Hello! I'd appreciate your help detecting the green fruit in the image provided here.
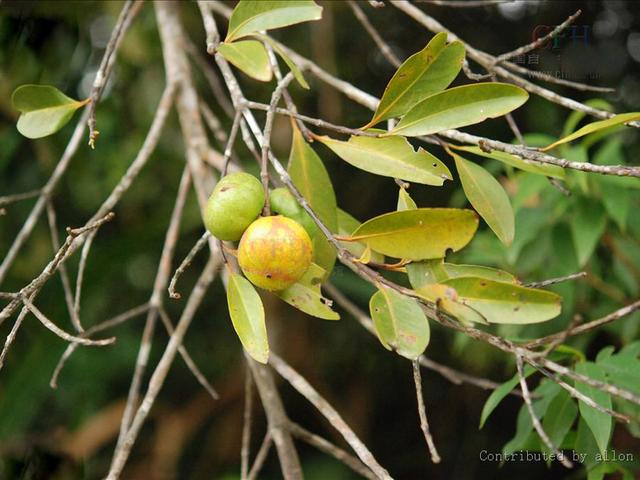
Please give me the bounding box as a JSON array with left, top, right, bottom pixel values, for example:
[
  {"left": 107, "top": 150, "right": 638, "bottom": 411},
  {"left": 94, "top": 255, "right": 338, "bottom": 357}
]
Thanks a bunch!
[
  {"left": 269, "top": 187, "right": 319, "bottom": 238},
  {"left": 238, "top": 216, "right": 313, "bottom": 291},
  {"left": 203, "top": 172, "right": 265, "bottom": 241}
]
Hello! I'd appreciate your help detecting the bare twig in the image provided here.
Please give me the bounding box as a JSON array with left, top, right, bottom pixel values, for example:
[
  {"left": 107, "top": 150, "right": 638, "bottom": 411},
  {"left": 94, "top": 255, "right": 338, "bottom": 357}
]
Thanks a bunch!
[
  {"left": 222, "top": 110, "right": 243, "bottom": 176},
  {"left": 169, "top": 231, "right": 211, "bottom": 300},
  {"left": 86, "top": 0, "right": 142, "bottom": 148},
  {"left": 494, "top": 10, "right": 582, "bottom": 64},
  {"left": 412, "top": 361, "right": 441, "bottom": 463},
  {"left": 269, "top": 352, "right": 392, "bottom": 480},
  {"left": 241, "top": 365, "right": 254, "bottom": 480},
  {"left": 288, "top": 421, "right": 378, "bottom": 480},
  {"left": 348, "top": 0, "right": 401, "bottom": 68},
  {"left": 247, "top": 433, "right": 273, "bottom": 480},
  {"left": 525, "top": 271, "right": 587, "bottom": 289},
  {"left": 516, "top": 354, "right": 573, "bottom": 468},
  {"left": 0, "top": 189, "right": 42, "bottom": 208}
]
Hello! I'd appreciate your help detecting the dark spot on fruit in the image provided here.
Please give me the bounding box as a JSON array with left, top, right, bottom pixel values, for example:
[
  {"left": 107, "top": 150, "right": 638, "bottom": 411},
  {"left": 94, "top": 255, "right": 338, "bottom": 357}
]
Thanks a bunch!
[{"left": 266, "top": 273, "right": 272, "bottom": 279}]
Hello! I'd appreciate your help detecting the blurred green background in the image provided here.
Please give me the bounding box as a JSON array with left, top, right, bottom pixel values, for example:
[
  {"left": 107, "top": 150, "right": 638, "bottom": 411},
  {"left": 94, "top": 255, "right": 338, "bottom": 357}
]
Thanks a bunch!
[{"left": 1, "top": 1, "right": 640, "bottom": 479}]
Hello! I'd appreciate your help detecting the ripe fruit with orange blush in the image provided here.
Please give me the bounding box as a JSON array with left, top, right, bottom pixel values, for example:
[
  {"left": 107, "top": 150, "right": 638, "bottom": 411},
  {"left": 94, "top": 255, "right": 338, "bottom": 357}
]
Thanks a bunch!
[{"left": 238, "top": 216, "right": 313, "bottom": 291}]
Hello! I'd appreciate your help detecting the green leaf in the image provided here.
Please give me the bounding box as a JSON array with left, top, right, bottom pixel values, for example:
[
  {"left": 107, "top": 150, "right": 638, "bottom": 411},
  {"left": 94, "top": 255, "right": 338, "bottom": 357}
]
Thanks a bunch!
[
  {"left": 397, "top": 187, "right": 417, "bottom": 211},
  {"left": 454, "top": 145, "right": 565, "bottom": 179},
  {"left": 439, "top": 276, "right": 562, "bottom": 324},
  {"left": 542, "top": 112, "right": 640, "bottom": 152},
  {"left": 542, "top": 389, "right": 578, "bottom": 454},
  {"left": 227, "top": 274, "right": 269, "bottom": 363},
  {"left": 12, "top": 85, "right": 88, "bottom": 139},
  {"left": 335, "top": 209, "right": 385, "bottom": 264},
  {"left": 255, "top": 34, "right": 309, "bottom": 89},
  {"left": 288, "top": 125, "right": 338, "bottom": 277},
  {"left": 390, "top": 83, "right": 528, "bottom": 137},
  {"left": 348, "top": 208, "right": 478, "bottom": 260},
  {"left": 453, "top": 152, "right": 515, "bottom": 246},
  {"left": 316, "top": 134, "right": 451, "bottom": 186},
  {"left": 277, "top": 263, "right": 340, "bottom": 320},
  {"left": 369, "top": 286, "right": 429, "bottom": 359},
  {"left": 479, "top": 366, "right": 534, "bottom": 429},
  {"left": 226, "top": 0, "right": 322, "bottom": 42},
  {"left": 570, "top": 198, "right": 606, "bottom": 267},
  {"left": 575, "top": 362, "right": 612, "bottom": 456},
  {"left": 366, "top": 32, "right": 465, "bottom": 127},
  {"left": 408, "top": 260, "right": 517, "bottom": 290},
  {"left": 217, "top": 40, "right": 273, "bottom": 82},
  {"left": 416, "top": 283, "right": 488, "bottom": 325}
]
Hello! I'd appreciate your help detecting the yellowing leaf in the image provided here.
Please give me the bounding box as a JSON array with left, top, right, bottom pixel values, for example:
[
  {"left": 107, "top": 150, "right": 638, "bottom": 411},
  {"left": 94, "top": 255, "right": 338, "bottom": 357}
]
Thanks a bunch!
[
  {"left": 348, "top": 208, "right": 478, "bottom": 260},
  {"left": 316, "top": 134, "right": 451, "bottom": 186},
  {"left": 288, "top": 125, "right": 338, "bottom": 277},
  {"left": 454, "top": 145, "right": 565, "bottom": 179},
  {"left": 227, "top": 273, "right": 269, "bottom": 363},
  {"left": 397, "top": 187, "right": 417, "bottom": 210},
  {"left": 408, "top": 259, "right": 517, "bottom": 289},
  {"left": 217, "top": 40, "right": 273, "bottom": 82},
  {"left": 391, "top": 83, "right": 528, "bottom": 137},
  {"left": 440, "top": 277, "right": 562, "bottom": 324},
  {"left": 542, "top": 112, "right": 640, "bottom": 152},
  {"left": 277, "top": 264, "right": 340, "bottom": 320},
  {"left": 336, "top": 209, "right": 385, "bottom": 264},
  {"left": 366, "top": 32, "right": 465, "bottom": 127},
  {"left": 369, "top": 286, "right": 429, "bottom": 359},
  {"left": 453, "top": 152, "right": 515, "bottom": 246},
  {"left": 12, "top": 85, "right": 88, "bottom": 139},
  {"left": 416, "top": 283, "right": 488, "bottom": 326},
  {"left": 226, "top": 0, "right": 322, "bottom": 42}
]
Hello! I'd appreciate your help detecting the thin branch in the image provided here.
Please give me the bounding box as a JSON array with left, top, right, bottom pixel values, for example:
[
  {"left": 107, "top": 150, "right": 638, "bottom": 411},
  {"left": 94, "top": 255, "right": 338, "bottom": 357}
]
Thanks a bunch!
[
  {"left": 50, "top": 303, "right": 150, "bottom": 388},
  {"left": 222, "top": 110, "right": 243, "bottom": 176},
  {"left": 197, "top": 0, "right": 220, "bottom": 54},
  {"left": 516, "top": 354, "right": 573, "bottom": 469},
  {"left": 22, "top": 297, "right": 114, "bottom": 347},
  {"left": 106, "top": 256, "right": 220, "bottom": 480},
  {"left": 247, "top": 433, "right": 273, "bottom": 480},
  {"left": 269, "top": 352, "right": 393, "bottom": 480},
  {"left": 86, "top": 0, "right": 142, "bottom": 148},
  {"left": 493, "top": 10, "right": 582, "bottom": 64},
  {"left": 348, "top": 0, "right": 401, "bottom": 68},
  {"left": 247, "top": 356, "right": 303, "bottom": 480},
  {"left": 158, "top": 307, "right": 219, "bottom": 400},
  {"left": 241, "top": 365, "right": 254, "bottom": 480},
  {"left": 412, "top": 360, "right": 441, "bottom": 463},
  {"left": 169, "top": 231, "right": 211, "bottom": 300},
  {"left": 419, "top": 0, "right": 514, "bottom": 6},
  {"left": 288, "top": 421, "right": 378, "bottom": 480},
  {"left": 0, "top": 189, "right": 42, "bottom": 208},
  {"left": 525, "top": 271, "right": 587, "bottom": 289}
]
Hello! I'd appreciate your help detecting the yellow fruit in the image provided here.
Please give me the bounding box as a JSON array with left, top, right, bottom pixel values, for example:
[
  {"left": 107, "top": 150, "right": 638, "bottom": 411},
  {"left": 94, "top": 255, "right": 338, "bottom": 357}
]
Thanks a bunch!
[
  {"left": 238, "top": 216, "right": 313, "bottom": 291},
  {"left": 203, "top": 172, "right": 264, "bottom": 241}
]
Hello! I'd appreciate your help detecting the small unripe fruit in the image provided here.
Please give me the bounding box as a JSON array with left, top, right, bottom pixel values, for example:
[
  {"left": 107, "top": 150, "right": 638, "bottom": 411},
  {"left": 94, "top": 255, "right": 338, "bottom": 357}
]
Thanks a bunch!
[
  {"left": 238, "top": 216, "right": 313, "bottom": 291},
  {"left": 203, "top": 172, "right": 264, "bottom": 241},
  {"left": 269, "top": 187, "right": 319, "bottom": 238}
]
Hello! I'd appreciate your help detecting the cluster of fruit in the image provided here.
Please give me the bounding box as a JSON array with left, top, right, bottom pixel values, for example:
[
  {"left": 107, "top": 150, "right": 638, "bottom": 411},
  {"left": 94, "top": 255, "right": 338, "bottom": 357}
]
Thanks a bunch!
[{"left": 204, "top": 172, "right": 314, "bottom": 291}]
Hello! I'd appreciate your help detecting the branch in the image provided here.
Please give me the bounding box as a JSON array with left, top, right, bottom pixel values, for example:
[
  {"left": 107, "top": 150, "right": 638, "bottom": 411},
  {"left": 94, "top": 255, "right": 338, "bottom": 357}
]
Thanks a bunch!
[
  {"left": 269, "top": 352, "right": 392, "bottom": 480},
  {"left": 348, "top": 0, "right": 401, "bottom": 68},
  {"left": 412, "top": 360, "right": 441, "bottom": 463}
]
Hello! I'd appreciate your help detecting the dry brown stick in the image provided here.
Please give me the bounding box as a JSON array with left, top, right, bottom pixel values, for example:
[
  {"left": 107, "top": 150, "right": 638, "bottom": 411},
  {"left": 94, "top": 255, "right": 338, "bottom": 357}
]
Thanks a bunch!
[
  {"left": 50, "top": 303, "right": 150, "bottom": 388},
  {"left": 524, "top": 271, "right": 587, "bottom": 289},
  {"left": 525, "top": 299, "right": 640, "bottom": 349},
  {"left": 493, "top": 10, "right": 582, "bottom": 64},
  {"left": 348, "top": 0, "right": 401, "bottom": 68},
  {"left": 22, "top": 297, "right": 114, "bottom": 347},
  {"left": 269, "top": 352, "right": 393, "bottom": 480},
  {"left": 116, "top": 165, "right": 193, "bottom": 449},
  {"left": 247, "top": 357, "right": 303, "bottom": 480},
  {"left": 106, "top": 256, "right": 220, "bottom": 479},
  {"left": 86, "top": 0, "right": 142, "bottom": 148},
  {"left": 0, "top": 189, "right": 42, "bottom": 207},
  {"left": 240, "top": 364, "right": 254, "bottom": 480},
  {"left": 45, "top": 201, "right": 81, "bottom": 332},
  {"left": 158, "top": 307, "right": 219, "bottom": 400},
  {"left": 516, "top": 354, "right": 573, "bottom": 468},
  {"left": 169, "top": 231, "right": 211, "bottom": 299},
  {"left": 533, "top": 364, "right": 632, "bottom": 424},
  {"left": 247, "top": 432, "right": 273, "bottom": 480},
  {"left": 288, "top": 421, "right": 378, "bottom": 480},
  {"left": 412, "top": 360, "right": 441, "bottom": 463}
]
